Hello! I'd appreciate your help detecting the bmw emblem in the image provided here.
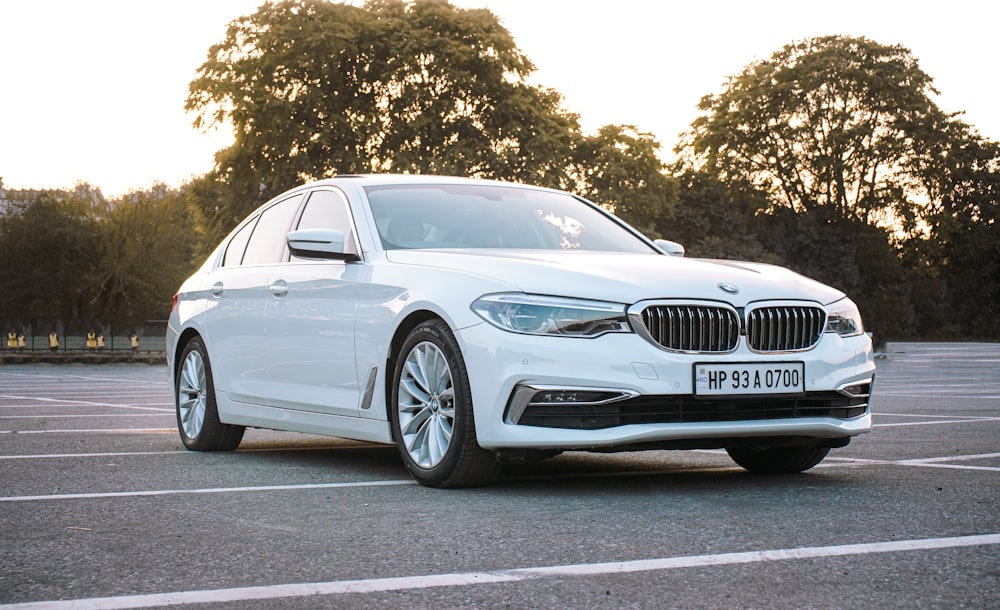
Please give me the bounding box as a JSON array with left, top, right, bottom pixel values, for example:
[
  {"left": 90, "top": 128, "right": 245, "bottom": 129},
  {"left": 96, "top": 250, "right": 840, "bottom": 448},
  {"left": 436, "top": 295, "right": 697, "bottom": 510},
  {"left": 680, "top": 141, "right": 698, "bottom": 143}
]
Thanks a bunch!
[{"left": 718, "top": 282, "right": 739, "bottom": 295}]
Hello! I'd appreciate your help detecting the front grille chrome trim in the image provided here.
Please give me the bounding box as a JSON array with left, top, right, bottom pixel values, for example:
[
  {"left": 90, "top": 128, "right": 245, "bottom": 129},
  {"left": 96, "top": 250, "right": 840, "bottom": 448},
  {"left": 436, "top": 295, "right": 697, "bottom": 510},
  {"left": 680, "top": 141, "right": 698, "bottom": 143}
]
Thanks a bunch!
[
  {"left": 629, "top": 300, "right": 827, "bottom": 354},
  {"left": 629, "top": 300, "right": 740, "bottom": 354},
  {"left": 746, "top": 301, "right": 826, "bottom": 353}
]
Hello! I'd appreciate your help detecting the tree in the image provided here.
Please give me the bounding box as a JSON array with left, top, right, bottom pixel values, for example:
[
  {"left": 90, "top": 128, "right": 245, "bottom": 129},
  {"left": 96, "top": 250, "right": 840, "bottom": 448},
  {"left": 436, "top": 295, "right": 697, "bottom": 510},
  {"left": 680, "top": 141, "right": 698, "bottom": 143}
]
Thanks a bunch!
[
  {"left": 917, "top": 132, "right": 1000, "bottom": 338},
  {"left": 89, "top": 184, "right": 198, "bottom": 324},
  {"left": 186, "top": 0, "right": 580, "bottom": 240},
  {"left": 754, "top": 207, "right": 915, "bottom": 342},
  {"left": 660, "top": 169, "right": 911, "bottom": 342},
  {"left": 0, "top": 184, "right": 104, "bottom": 321},
  {"left": 676, "top": 35, "right": 956, "bottom": 236},
  {"left": 662, "top": 169, "right": 775, "bottom": 262},
  {"left": 567, "top": 125, "right": 677, "bottom": 237}
]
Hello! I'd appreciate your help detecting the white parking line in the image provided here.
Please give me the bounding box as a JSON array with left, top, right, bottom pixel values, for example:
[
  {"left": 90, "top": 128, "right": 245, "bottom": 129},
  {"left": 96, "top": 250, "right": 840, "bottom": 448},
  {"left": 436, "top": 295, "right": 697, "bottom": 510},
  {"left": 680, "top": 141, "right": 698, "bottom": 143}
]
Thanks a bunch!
[
  {"left": 900, "top": 452, "right": 1000, "bottom": 463},
  {"left": 874, "top": 418, "right": 1000, "bottom": 428},
  {"left": 2, "top": 533, "right": 997, "bottom": 610},
  {"left": 889, "top": 463, "right": 1000, "bottom": 472},
  {"left": 0, "top": 479, "right": 418, "bottom": 502},
  {"left": 825, "top": 453, "right": 1000, "bottom": 472},
  {"left": 874, "top": 394, "right": 1000, "bottom": 400},
  {"left": 0, "top": 428, "right": 175, "bottom": 435},
  {"left": 0, "top": 451, "right": 184, "bottom": 460},
  {"left": 5, "top": 449, "right": 996, "bottom": 502},
  {"left": 0, "top": 445, "right": 378, "bottom": 460},
  {"left": 0, "top": 414, "right": 171, "bottom": 419},
  {"left": 0, "top": 372, "right": 167, "bottom": 385},
  {"left": 875, "top": 413, "right": 998, "bottom": 419},
  {"left": 0, "top": 395, "right": 171, "bottom": 412}
]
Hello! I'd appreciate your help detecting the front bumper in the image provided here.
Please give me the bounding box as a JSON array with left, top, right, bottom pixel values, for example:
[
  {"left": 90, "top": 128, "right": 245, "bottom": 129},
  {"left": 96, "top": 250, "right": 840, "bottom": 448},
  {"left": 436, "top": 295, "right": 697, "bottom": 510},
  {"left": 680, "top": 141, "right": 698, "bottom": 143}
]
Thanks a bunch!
[{"left": 456, "top": 323, "right": 875, "bottom": 450}]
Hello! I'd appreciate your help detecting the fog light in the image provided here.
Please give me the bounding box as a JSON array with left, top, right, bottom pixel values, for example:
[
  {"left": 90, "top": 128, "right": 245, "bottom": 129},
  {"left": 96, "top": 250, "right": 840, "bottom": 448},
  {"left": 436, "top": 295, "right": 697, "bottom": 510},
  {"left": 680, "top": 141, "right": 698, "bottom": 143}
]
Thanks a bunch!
[
  {"left": 838, "top": 380, "right": 873, "bottom": 398},
  {"left": 505, "top": 384, "right": 638, "bottom": 424},
  {"left": 535, "top": 390, "right": 623, "bottom": 404}
]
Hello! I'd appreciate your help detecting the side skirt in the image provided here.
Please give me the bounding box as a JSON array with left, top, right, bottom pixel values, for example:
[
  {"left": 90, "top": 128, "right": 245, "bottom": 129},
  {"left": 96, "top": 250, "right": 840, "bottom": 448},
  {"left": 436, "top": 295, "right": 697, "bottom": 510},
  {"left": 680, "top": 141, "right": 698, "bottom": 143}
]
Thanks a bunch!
[{"left": 216, "top": 393, "right": 394, "bottom": 445}]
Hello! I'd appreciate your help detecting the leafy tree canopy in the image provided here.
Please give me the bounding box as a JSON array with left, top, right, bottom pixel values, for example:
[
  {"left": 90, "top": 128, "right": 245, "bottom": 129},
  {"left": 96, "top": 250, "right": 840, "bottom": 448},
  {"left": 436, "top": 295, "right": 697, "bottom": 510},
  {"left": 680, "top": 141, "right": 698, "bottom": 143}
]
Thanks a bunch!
[
  {"left": 0, "top": 184, "right": 104, "bottom": 320},
  {"left": 918, "top": 133, "right": 1000, "bottom": 337},
  {"left": 90, "top": 184, "right": 197, "bottom": 324},
  {"left": 0, "top": 183, "right": 196, "bottom": 326},
  {"left": 186, "top": 0, "right": 584, "bottom": 235},
  {"left": 676, "top": 35, "right": 967, "bottom": 237},
  {"left": 568, "top": 125, "right": 676, "bottom": 238}
]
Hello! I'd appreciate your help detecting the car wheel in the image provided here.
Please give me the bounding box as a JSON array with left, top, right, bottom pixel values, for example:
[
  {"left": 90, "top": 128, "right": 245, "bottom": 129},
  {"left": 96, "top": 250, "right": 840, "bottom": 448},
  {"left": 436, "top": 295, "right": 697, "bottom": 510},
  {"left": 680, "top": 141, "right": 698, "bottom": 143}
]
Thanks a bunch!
[
  {"left": 390, "top": 320, "right": 500, "bottom": 488},
  {"left": 176, "top": 337, "right": 245, "bottom": 451},
  {"left": 726, "top": 445, "right": 830, "bottom": 474}
]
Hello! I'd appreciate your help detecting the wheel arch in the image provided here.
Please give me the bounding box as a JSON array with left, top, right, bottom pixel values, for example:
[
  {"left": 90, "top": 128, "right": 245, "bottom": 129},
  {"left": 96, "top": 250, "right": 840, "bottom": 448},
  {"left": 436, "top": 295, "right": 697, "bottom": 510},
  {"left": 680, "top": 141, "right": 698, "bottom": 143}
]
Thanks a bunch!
[
  {"left": 172, "top": 328, "right": 203, "bottom": 384},
  {"left": 383, "top": 309, "right": 446, "bottom": 437}
]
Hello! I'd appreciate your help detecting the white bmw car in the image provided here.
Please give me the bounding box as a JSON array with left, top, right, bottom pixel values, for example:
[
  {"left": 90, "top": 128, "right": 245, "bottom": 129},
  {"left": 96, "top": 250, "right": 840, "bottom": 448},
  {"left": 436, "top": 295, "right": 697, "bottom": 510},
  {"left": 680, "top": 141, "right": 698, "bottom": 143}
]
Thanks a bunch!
[{"left": 167, "top": 175, "right": 874, "bottom": 487}]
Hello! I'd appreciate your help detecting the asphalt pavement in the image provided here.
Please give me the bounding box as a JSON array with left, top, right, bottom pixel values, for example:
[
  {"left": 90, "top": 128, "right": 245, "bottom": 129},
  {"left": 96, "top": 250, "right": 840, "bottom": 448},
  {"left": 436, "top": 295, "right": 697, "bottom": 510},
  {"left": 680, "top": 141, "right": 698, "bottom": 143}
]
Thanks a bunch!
[{"left": 0, "top": 343, "right": 997, "bottom": 609}]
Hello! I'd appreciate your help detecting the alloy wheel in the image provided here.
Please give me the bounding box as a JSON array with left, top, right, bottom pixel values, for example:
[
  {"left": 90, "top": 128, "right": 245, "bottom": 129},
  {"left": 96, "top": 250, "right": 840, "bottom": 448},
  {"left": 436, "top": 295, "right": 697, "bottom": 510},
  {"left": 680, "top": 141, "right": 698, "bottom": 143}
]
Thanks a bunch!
[
  {"left": 178, "top": 349, "right": 207, "bottom": 440},
  {"left": 397, "top": 341, "right": 455, "bottom": 469}
]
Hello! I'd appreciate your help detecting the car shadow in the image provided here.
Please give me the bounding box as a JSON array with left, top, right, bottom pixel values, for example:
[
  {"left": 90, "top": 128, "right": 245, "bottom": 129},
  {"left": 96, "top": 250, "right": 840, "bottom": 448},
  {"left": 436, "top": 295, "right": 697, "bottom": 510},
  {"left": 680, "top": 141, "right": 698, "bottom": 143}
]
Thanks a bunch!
[{"left": 226, "top": 438, "right": 859, "bottom": 496}]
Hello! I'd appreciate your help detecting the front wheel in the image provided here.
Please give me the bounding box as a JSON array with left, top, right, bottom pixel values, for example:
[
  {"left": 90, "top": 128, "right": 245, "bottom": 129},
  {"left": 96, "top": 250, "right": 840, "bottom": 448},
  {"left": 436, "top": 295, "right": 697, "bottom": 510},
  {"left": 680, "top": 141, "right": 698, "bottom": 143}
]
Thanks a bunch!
[
  {"left": 726, "top": 445, "right": 830, "bottom": 474},
  {"left": 390, "top": 320, "right": 500, "bottom": 488},
  {"left": 175, "top": 337, "right": 245, "bottom": 451}
]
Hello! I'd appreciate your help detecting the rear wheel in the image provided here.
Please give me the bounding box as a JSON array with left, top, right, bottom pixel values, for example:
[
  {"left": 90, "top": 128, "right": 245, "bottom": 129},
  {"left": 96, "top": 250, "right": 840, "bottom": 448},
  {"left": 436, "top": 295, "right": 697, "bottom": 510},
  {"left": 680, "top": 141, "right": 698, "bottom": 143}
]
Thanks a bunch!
[
  {"left": 176, "top": 337, "right": 244, "bottom": 451},
  {"left": 390, "top": 320, "right": 500, "bottom": 488},
  {"left": 726, "top": 445, "right": 830, "bottom": 474}
]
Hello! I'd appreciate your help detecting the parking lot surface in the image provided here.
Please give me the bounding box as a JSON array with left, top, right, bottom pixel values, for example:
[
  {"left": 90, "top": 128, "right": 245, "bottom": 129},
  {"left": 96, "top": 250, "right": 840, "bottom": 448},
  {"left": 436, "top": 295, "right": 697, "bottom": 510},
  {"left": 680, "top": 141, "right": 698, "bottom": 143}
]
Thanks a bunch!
[{"left": 1, "top": 343, "right": 998, "bottom": 609}]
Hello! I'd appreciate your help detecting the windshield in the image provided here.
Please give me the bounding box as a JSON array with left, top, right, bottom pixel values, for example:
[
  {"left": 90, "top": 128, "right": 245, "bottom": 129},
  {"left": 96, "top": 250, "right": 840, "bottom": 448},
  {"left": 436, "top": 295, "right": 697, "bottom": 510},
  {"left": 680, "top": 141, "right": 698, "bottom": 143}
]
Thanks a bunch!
[{"left": 365, "top": 184, "right": 655, "bottom": 253}]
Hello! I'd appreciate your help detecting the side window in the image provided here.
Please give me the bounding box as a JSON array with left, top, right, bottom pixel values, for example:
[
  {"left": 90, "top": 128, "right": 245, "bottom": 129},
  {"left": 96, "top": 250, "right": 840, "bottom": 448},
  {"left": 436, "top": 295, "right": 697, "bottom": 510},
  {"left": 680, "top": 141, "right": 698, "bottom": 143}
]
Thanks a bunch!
[
  {"left": 221, "top": 217, "right": 257, "bottom": 267},
  {"left": 242, "top": 194, "right": 304, "bottom": 265},
  {"left": 296, "top": 189, "right": 358, "bottom": 256}
]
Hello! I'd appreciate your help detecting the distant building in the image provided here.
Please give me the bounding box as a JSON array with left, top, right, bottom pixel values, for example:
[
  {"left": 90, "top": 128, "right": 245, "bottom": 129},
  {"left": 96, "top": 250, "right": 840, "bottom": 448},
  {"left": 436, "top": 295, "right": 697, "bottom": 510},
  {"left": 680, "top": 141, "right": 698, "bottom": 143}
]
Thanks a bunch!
[{"left": 0, "top": 178, "right": 8, "bottom": 216}]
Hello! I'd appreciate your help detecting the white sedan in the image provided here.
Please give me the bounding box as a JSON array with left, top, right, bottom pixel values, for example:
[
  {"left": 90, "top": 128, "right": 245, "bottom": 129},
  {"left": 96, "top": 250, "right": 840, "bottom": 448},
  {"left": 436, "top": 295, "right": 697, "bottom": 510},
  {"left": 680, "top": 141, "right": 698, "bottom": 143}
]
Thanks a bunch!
[{"left": 167, "top": 175, "right": 874, "bottom": 487}]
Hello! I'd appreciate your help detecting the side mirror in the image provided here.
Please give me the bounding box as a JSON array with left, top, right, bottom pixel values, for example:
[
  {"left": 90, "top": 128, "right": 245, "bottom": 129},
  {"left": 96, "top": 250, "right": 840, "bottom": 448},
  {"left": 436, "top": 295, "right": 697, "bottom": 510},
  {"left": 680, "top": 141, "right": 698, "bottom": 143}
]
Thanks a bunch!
[
  {"left": 287, "top": 228, "right": 357, "bottom": 260},
  {"left": 654, "top": 239, "right": 685, "bottom": 257}
]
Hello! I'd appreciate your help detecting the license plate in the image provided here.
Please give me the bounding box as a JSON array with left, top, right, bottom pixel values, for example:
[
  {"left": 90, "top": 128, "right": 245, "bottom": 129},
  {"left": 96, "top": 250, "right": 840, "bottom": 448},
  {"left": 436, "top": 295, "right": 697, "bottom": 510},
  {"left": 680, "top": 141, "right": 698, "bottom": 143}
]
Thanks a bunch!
[{"left": 694, "top": 362, "right": 804, "bottom": 396}]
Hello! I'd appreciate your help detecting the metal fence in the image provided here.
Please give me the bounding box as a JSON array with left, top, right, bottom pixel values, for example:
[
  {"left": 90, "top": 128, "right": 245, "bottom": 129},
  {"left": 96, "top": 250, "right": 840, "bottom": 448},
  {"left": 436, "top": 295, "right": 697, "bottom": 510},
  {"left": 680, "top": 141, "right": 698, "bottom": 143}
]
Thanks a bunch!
[{"left": 1, "top": 319, "right": 167, "bottom": 353}]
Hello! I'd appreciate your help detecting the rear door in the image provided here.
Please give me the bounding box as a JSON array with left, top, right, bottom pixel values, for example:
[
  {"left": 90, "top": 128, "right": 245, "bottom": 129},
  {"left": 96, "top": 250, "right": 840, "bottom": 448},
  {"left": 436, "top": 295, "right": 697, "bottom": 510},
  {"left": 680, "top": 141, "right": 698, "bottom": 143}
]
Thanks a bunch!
[{"left": 205, "top": 194, "right": 303, "bottom": 404}]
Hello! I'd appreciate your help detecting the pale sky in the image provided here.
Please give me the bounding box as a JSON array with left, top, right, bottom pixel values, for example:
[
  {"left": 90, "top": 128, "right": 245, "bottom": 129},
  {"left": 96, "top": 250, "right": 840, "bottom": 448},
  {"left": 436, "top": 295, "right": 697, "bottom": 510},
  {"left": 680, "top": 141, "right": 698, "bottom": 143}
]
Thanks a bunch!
[{"left": 1, "top": 0, "right": 997, "bottom": 197}]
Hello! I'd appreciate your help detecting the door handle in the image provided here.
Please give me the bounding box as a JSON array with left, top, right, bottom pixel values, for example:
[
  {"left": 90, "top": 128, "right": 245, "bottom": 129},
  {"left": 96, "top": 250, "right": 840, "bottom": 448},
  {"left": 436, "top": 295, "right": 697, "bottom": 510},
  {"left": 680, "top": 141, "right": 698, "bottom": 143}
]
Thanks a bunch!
[
  {"left": 269, "top": 279, "right": 288, "bottom": 298},
  {"left": 210, "top": 281, "right": 224, "bottom": 298}
]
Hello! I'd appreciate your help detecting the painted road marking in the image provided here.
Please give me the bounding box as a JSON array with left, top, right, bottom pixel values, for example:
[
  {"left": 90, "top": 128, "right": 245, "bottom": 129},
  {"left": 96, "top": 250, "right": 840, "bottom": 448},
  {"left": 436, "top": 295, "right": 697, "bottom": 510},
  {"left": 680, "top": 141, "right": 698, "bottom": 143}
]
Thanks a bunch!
[
  {"left": 0, "top": 480, "right": 418, "bottom": 502},
  {"left": 0, "top": 395, "right": 170, "bottom": 411},
  {"left": 0, "top": 414, "right": 170, "bottom": 419},
  {"left": 2, "top": 534, "right": 997, "bottom": 610},
  {"left": 874, "top": 418, "right": 1000, "bottom": 427},
  {"left": 5, "top": 450, "right": 997, "bottom": 502},
  {"left": 0, "top": 428, "right": 176, "bottom": 435}
]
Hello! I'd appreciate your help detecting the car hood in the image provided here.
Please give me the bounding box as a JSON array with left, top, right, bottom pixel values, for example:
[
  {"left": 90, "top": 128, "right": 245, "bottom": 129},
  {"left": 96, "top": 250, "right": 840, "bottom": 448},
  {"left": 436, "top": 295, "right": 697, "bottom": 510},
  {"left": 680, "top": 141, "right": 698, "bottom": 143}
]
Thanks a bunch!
[{"left": 384, "top": 249, "right": 845, "bottom": 306}]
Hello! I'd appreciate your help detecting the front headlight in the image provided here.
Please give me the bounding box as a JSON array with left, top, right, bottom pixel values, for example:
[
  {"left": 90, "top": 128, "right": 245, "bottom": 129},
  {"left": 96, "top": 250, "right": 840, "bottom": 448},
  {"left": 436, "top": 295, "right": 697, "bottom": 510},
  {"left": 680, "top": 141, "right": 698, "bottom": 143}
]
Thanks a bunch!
[
  {"left": 825, "top": 298, "right": 864, "bottom": 337},
  {"left": 471, "top": 293, "right": 631, "bottom": 338}
]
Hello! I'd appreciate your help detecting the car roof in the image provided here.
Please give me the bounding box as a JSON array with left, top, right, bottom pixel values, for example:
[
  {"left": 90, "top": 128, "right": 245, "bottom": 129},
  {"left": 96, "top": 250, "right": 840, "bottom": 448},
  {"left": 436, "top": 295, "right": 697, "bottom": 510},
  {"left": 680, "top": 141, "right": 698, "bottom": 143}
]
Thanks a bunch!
[{"left": 302, "top": 174, "right": 554, "bottom": 191}]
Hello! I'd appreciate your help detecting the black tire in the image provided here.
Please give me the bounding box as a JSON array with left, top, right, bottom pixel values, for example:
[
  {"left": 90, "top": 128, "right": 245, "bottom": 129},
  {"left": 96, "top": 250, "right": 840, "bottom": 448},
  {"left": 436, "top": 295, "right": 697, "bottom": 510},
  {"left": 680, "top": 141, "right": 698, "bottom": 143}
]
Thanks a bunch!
[
  {"left": 390, "top": 319, "right": 501, "bottom": 488},
  {"left": 175, "top": 337, "right": 245, "bottom": 451},
  {"left": 726, "top": 445, "right": 830, "bottom": 474}
]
